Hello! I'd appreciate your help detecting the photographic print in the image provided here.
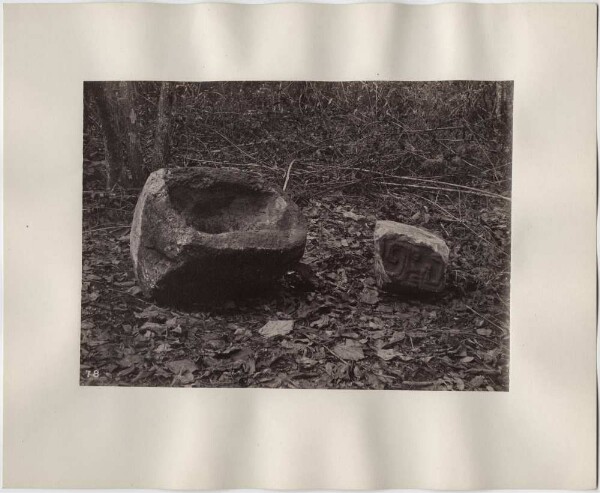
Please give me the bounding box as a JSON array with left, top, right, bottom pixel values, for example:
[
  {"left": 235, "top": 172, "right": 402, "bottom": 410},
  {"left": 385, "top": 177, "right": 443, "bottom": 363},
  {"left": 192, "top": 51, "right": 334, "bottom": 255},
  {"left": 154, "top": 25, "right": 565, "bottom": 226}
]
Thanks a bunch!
[{"left": 81, "top": 81, "right": 512, "bottom": 390}]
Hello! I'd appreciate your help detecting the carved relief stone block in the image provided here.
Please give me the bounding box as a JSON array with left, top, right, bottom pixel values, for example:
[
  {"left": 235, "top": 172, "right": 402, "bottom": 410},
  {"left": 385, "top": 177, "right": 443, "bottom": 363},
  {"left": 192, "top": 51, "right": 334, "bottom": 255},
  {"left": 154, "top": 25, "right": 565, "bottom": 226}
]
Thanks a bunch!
[{"left": 374, "top": 220, "right": 449, "bottom": 294}]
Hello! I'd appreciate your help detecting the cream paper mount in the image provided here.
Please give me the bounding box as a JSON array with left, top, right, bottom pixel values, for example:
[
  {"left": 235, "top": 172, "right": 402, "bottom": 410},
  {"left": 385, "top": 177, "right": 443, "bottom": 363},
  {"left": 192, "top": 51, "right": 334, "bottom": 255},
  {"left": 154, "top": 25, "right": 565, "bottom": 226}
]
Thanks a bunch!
[{"left": 3, "top": 3, "right": 597, "bottom": 490}]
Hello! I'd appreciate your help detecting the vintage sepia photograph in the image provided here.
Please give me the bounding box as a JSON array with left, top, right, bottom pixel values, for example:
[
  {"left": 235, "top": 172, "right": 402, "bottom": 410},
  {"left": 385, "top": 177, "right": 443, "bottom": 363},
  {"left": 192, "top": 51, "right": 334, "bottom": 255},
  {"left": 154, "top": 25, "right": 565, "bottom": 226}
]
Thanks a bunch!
[{"left": 81, "top": 81, "right": 512, "bottom": 390}]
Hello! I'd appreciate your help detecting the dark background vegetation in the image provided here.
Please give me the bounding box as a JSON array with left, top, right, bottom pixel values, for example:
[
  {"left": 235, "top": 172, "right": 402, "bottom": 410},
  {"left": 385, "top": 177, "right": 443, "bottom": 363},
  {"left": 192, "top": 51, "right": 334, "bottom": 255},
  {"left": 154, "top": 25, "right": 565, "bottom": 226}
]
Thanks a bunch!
[{"left": 82, "top": 81, "right": 512, "bottom": 390}]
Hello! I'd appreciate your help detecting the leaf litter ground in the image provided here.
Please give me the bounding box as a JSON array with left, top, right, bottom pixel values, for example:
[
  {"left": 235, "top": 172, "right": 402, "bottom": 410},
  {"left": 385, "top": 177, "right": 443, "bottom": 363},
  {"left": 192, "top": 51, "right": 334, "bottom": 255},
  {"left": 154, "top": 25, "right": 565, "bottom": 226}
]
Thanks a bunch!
[{"left": 81, "top": 189, "right": 509, "bottom": 391}]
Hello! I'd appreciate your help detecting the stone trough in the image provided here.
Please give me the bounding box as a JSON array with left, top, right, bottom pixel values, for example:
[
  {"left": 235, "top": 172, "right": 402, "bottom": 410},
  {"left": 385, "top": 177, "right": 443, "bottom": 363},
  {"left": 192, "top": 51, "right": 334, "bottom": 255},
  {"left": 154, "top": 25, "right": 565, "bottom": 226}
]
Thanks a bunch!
[{"left": 130, "top": 167, "right": 307, "bottom": 304}]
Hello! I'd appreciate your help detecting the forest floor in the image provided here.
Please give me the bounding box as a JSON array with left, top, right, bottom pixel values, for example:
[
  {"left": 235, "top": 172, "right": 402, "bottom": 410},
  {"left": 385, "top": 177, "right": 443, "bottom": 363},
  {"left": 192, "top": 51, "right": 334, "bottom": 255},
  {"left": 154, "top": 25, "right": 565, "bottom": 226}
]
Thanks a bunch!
[
  {"left": 81, "top": 186, "right": 510, "bottom": 391},
  {"left": 82, "top": 81, "right": 512, "bottom": 390}
]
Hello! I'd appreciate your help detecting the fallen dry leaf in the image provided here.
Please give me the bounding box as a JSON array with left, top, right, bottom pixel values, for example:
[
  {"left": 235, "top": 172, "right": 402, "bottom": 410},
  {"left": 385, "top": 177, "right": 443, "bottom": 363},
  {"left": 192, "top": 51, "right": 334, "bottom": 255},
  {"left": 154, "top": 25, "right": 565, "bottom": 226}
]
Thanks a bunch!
[
  {"left": 387, "top": 331, "right": 406, "bottom": 344},
  {"left": 118, "top": 354, "right": 144, "bottom": 368},
  {"left": 128, "top": 286, "right": 142, "bottom": 296},
  {"left": 140, "top": 321, "right": 165, "bottom": 334},
  {"left": 360, "top": 288, "right": 379, "bottom": 305},
  {"left": 376, "top": 348, "right": 399, "bottom": 361},
  {"left": 259, "top": 320, "right": 295, "bottom": 338},
  {"left": 333, "top": 342, "right": 365, "bottom": 361},
  {"left": 135, "top": 306, "right": 162, "bottom": 320},
  {"left": 310, "top": 315, "right": 329, "bottom": 329},
  {"left": 166, "top": 359, "right": 197, "bottom": 375},
  {"left": 470, "top": 375, "right": 485, "bottom": 388},
  {"left": 342, "top": 211, "right": 365, "bottom": 221}
]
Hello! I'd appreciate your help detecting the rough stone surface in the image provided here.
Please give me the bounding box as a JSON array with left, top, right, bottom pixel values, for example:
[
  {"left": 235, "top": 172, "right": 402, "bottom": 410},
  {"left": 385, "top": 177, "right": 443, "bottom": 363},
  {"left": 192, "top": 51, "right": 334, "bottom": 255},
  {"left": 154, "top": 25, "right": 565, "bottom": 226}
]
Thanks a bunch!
[
  {"left": 130, "top": 167, "right": 307, "bottom": 303},
  {"left": 374, "top": 220, "right": 449, "bottom": 294}
]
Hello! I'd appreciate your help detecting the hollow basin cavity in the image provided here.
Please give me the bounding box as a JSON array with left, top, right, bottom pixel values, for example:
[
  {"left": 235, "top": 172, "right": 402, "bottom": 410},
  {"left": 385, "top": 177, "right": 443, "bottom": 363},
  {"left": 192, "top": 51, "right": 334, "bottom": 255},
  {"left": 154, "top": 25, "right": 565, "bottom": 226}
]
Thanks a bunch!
[{"left": 169, "top": 182, "right": 286, "bottom": 234}]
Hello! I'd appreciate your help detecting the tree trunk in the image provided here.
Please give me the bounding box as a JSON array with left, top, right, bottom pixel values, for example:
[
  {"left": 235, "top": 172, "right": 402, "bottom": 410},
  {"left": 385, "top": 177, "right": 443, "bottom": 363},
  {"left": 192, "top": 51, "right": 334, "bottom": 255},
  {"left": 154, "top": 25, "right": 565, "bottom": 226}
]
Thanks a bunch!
[
  {"left": 89, "top": 82, "right": 125, "bottom": 189},
  {"left": 117, "top": 82, "right": 145, "bottom": 186},
  {"left": 152, "top": 82, "right": 176, "bottom": 171},
  {"left": 89, "top": 82, "right": 145, "bottom": 189}
]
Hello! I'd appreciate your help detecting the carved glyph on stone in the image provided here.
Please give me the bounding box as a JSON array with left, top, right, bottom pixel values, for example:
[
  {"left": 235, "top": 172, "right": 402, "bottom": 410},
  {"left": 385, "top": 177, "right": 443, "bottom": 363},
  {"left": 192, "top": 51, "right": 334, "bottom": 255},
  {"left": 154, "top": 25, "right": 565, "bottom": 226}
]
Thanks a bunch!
[
  {"left": 374, "top": 220, "right": 449, "bottom": 293},
  {"left": 130, "top": 167, "right": 307, "bottom": 304}
]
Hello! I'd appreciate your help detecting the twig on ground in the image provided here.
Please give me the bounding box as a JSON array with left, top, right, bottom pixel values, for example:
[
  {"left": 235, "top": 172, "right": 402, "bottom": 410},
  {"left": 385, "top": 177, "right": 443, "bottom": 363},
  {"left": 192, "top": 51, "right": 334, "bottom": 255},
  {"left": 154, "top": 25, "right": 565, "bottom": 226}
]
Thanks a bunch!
[
  {"left": 183, "top": 157, "right": 273, "bottom": 171},
  {"left": 83, "top": 189, "right": 139, "bottom": 196},
  {"left": 381, "top": 181, "right": 509, "bottom": 202},
  {"left": 322, "top": 344, "right": 348, "bottom": 365},
  {"left": 465, "top": 368, "right": 501, "bottom": 375},
  {"left": 344, "top": 165, "right": 507, "bottom": 199},
  {"left": 402, "top": 380, "right": 437, "bottom": 387},
  {"left": 204, "top": 126, "right": 264, "bottom": 165},
  {"left": 282, "top": 159, "right": 297, "bottom": 191},
  {"left": 83, "top": 225, "right": 130, "bottom": 234},
  {"left": 104, "top": 286, "right": 155, "bottom": 306},
  {"left": 465, "top": 305, "right": 507, "bottom": 333}
]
